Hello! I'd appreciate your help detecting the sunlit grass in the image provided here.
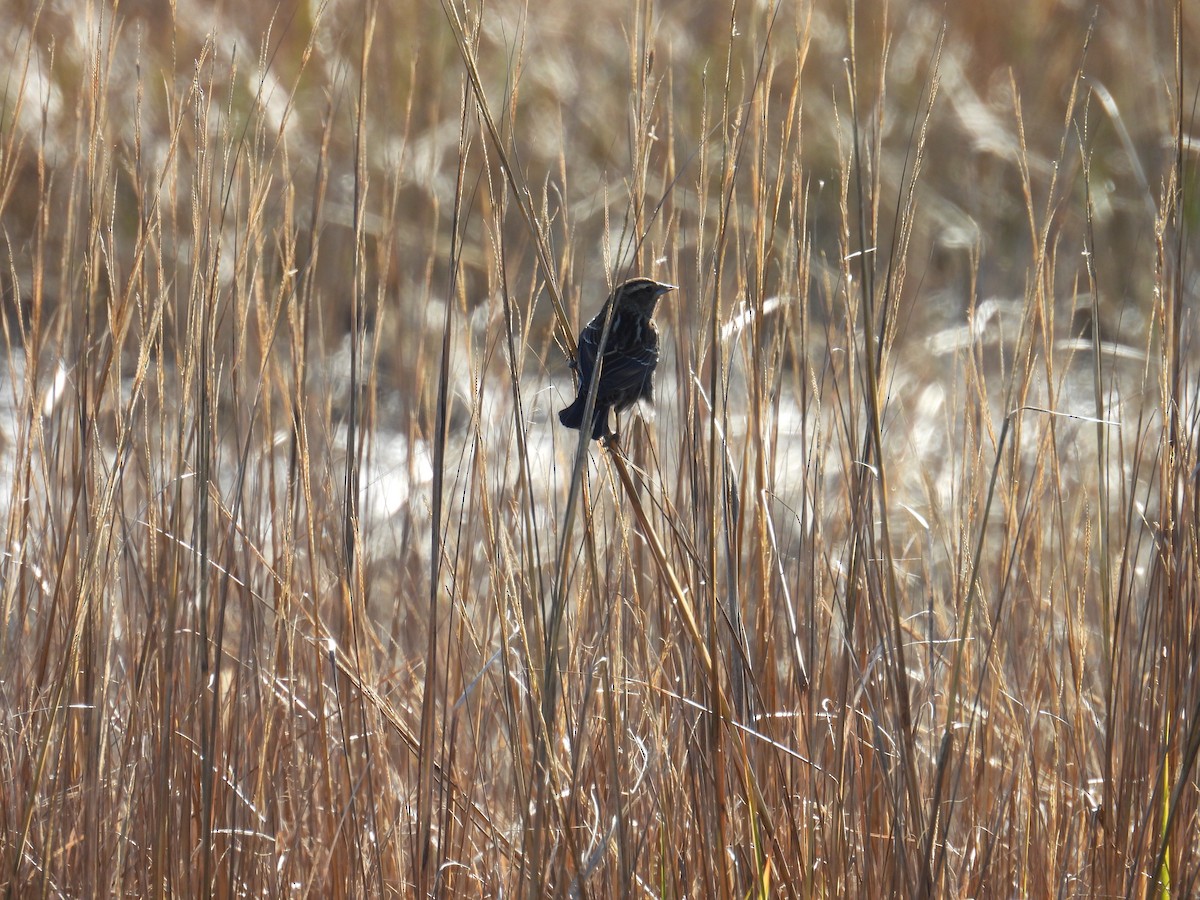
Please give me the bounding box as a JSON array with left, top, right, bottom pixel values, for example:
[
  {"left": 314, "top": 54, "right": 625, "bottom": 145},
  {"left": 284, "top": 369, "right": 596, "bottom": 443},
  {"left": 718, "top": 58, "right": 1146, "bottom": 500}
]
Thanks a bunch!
[{"left": 0, "top": 0, "right": 1196, "bottom": 895}]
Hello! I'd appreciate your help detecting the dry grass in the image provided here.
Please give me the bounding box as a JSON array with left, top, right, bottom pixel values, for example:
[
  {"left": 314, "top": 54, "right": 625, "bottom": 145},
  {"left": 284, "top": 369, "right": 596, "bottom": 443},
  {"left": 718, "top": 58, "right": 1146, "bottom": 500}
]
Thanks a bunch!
[{"left": 1, "top": 0, "right": 1198, "bottom": 896}]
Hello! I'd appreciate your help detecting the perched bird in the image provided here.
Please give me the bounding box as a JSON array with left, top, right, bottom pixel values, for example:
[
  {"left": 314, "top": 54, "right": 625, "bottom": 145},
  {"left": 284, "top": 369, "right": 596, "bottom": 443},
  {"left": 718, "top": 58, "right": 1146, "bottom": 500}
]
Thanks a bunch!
[{"left": 559, "top": 277, "right": 675, "bottom": 441}]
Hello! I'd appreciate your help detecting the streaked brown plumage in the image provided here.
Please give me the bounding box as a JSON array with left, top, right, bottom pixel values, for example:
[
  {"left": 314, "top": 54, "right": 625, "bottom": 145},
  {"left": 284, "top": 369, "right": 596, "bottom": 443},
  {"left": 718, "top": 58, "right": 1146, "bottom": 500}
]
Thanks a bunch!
[{"left": 559, "top": 277, "right": 675, "bottom": 441}]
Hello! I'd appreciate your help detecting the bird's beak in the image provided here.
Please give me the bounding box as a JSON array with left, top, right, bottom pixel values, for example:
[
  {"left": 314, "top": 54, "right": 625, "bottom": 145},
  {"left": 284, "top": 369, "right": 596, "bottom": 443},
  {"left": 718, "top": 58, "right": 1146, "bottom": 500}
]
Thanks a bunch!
[{"left": 657, "top": 283, "right": 677, "bottom": 295}]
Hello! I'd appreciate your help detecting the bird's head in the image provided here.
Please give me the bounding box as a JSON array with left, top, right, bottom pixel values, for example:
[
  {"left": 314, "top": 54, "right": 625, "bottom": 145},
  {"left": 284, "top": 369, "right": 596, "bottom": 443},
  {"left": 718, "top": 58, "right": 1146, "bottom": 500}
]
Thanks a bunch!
[{"left": 613, "top": 277, "right": 676, "bottom": 317}]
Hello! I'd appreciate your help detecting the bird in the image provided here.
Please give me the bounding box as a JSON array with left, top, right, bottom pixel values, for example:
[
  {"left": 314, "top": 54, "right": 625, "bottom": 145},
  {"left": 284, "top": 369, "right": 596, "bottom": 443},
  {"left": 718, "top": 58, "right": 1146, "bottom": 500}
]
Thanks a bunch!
[{"left": 558, "top": 277, "right": 675, "bottom": 441}]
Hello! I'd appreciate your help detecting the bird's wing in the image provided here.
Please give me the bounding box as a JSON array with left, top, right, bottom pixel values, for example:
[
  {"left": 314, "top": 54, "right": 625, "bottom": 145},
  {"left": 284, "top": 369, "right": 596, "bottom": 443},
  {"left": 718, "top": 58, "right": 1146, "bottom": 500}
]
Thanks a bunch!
[
  {"left": 576, "top": 311, "right": 658, "bottom": 394},
  {"left": 597, "top": 343, "right": 659, "bottom": 395}
]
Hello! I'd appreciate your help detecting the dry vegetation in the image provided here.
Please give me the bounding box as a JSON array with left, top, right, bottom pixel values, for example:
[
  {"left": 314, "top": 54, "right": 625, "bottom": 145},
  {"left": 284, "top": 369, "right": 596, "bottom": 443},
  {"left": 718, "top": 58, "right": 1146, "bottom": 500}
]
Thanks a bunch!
[{"left": 1, "top": 0, "right": 1198, "bottom": 895}]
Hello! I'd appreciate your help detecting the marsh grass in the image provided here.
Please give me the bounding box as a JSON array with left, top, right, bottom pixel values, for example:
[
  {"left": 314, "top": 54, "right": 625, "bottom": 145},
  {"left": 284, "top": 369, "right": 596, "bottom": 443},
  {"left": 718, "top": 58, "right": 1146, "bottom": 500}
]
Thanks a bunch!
[{"left": 1, "top": 0, "right": 1197, "bottom": 895}]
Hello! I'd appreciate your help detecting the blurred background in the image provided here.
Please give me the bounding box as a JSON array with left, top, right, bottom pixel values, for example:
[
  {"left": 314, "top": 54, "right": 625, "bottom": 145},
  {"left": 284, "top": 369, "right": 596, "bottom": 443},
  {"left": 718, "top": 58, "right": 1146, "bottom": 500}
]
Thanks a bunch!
[{"left": 2, "top": 0, "right": 1189, "bottom": 367}]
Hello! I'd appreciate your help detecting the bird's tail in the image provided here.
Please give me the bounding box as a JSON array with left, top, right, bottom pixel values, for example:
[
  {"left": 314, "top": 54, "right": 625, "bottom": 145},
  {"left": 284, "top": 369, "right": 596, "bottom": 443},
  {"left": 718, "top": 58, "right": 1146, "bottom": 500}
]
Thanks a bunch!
[
  {"left": 558, "top": 398, "right": 585, "bottom": 430},
  {"left": 559, "top": 399, "right": 610, "bottom": 440}
]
